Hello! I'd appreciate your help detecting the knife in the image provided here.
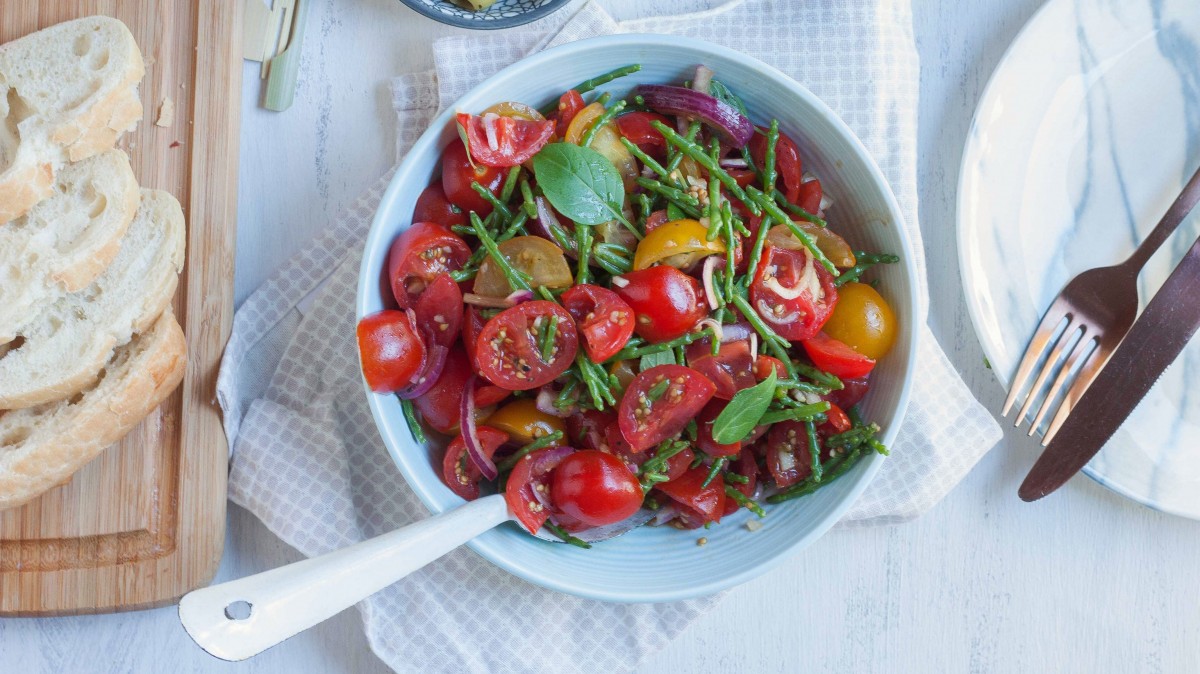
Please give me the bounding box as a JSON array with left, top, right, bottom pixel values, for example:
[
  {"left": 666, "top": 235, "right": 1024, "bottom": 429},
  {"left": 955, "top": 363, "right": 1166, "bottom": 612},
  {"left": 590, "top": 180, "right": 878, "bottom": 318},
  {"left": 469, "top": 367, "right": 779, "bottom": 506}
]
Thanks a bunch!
[{"left": 1019, "top": 230, "right": 1200, "bottom": 501}]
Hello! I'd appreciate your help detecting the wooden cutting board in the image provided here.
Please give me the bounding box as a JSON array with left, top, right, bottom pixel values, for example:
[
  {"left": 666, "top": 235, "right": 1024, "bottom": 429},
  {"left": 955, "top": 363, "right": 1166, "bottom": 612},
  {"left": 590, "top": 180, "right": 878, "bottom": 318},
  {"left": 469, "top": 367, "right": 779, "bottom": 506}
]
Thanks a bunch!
[{"left": 0, "top": 1, "right": 240, "bottom": 615}]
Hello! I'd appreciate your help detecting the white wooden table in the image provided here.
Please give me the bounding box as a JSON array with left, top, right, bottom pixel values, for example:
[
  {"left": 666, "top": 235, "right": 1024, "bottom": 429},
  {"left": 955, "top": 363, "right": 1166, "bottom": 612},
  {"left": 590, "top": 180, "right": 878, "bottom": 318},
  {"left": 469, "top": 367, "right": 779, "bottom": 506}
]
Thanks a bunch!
[{"left": 5, "top": 1, "right": 1200, "bottom": 672}]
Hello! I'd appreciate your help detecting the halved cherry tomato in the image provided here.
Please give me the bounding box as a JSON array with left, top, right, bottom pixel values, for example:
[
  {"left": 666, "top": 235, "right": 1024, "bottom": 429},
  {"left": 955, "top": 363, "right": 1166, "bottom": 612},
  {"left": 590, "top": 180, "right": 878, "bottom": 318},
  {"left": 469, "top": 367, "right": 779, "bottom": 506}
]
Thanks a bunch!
[
  {"left": 387, "top": 222, "right": 472, "bottom": 308},
  {"left": 689, "top": 339, "right": 757, "bottom": 400},
  {"left": 561, "top": 284, "right": 635, "bottom": 362},
  {"left": 604, "top": 421, "right": 638, "bottom": 468},
  {"left": 480, "top": 101, "right": 545, "bottom": 121},
  {"left": 696, "top": 399, "right": 741, "bottom": 457},
  {"left": 475, "top": 301, "right": 578, "bottom": 390},
  {"left": 750, "top": 127, "right": 803, "bottom": 204},
  {"left": 801, "top": 332, "right": 876, "bottom": 379},
  {"left": 463, "top": 305, "right": 487, "bottom": 366},
  {"left": 723, "top": 447, "right": 759, "bottom": 516},
  {"left": 415, "top": 348, "right": 508, "bottom": 435},
  {"left": 553, "top": 90, "right": 585, "bottom": 138},
  {"left": 486, "top": 398, "right": 566, "bottom": 445},
  {"left": 357, "top": 310, "right": 425, "bottom": 393},
  {"left": 618, "top": 364, "right": 715, "bottom": 452},
  {"left": 826, "top": 375, "right": 871, "bottom": 410},
  {"left": 505, "top": 447, "right": 570, "bottom": 533},
  {"left": 412, "top": 184, "right": 468, "bottom": 229},
  {"left": 749, "top": 244, "right": 838, "bottom": 341},
  {"left": 821, "top": 282, "right": 898, "bottom": 360},
  {"left": 656, "top": 466, "right": 725, "bottom": 524},
  {"left": 612, "top": 266, "right": 706, "bottom": 343},
  {"left": 567, "top": 409, "right": 614, "bottom": 451},
  {"left": 565, "top": 102, "right": 638, "bottom": 190},
  {"left": 766, "top": 420, "right": 813, "bottom": 488},
  {"left": 550, "top": 450, "right": 643, "bottom": 527},
  {"left": 797, "top": 178, "right": 823, "bottom": 214},
  {"left": 725, "top": 168, "right": 757, "bottom": 188},
  {"left": 754, "top": 355, "right": 788, "bottom": 380},
  {"left": 615, "top": 111, "right": 671, "bottom": 157},
  {"left": 473, "top": 236, "right": 573, "bottom": 297},
  {"left": 441, "top": 138, "right": 505, "bottom": 216},
  {"left": 441, "top": 426, "right": 508, "bottom": 500},
  {"left": 412, "top": 273, "right": 463, "bottom": 348},
  {"left": 665, "top": 446, "right": 695, "bottom": 481},
  {"left": 767, "top": 223, "right": 855, "bottom": 269},
  {"left": 632, "top": 218, "right": 726, "bottom": 271},
  {"left": 609, "top": 359, "right": 637, "bottom": 389},
  {"left": 825, "top": 404, "right": 852, "bottom": 434},
  {"left": 456, "top": 112, "right": 554, "bottom": 168}
]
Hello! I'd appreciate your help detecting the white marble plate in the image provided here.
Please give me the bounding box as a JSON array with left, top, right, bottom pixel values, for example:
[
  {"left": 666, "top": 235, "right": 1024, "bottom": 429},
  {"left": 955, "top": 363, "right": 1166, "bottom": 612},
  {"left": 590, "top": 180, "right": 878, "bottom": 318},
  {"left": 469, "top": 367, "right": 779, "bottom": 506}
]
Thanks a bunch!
[{"left": 959, "top": 0, "right": 1200, "bottom": 516}]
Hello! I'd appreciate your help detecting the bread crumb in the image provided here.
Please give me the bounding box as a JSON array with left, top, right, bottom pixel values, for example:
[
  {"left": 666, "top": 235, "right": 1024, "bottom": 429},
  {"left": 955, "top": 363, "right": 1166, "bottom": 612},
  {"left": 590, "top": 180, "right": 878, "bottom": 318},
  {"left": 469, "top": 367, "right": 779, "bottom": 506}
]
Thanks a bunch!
[
  {"left": 745, "top": 520, "right": 763, "bottom": 532},
  {"left": 696, "top": 537, "right": 708, "bottom": 546},
  {"left": 155, "top": 97, "right": 175, "bottom": 128}
]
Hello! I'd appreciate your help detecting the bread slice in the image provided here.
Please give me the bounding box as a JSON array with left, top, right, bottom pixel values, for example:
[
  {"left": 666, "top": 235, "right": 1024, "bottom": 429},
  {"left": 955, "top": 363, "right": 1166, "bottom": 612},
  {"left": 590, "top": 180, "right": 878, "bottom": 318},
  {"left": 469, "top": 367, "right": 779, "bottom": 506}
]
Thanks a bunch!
[
  {"left": 0, "top": 310, "right": 186, "bottom": 510},
  {"left": 0, "top": 16, "right": 144, "bottom": 225},
  {"left": 0, "top": 149, "right": 140, "bottom": 343},
  {"left": 0, "top": 189, "right": 185, "bottom": 409}
]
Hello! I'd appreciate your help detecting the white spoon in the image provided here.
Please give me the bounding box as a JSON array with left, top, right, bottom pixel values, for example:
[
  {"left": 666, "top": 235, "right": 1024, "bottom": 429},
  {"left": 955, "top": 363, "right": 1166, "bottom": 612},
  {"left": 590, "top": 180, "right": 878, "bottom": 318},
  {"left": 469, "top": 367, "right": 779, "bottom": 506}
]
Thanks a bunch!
[{"left": 178, "top": 494, "right": 651, "bottom": 661}]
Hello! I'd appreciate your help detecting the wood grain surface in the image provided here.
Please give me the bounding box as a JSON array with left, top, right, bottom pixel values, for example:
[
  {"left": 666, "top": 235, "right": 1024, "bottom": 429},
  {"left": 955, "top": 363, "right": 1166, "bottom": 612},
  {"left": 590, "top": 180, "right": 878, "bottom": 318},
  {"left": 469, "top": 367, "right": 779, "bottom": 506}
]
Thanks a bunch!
[{"left": 0, "top": 0, "right": 239, "bottom": 615}]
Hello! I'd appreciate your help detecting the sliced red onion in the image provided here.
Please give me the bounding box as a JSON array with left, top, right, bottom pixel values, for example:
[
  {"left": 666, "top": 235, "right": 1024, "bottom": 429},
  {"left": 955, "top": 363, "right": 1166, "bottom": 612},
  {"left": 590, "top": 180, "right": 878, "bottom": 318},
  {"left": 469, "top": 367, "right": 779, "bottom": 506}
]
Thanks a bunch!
[
  {"left": 749, "top": 333, "right": 759, "bottom": 363},
  {"left": 528, "top": 445, "right": 574, "bottom": 476},
  {"left": 610, "top": 275, "right": 629, "bottom": 288},
  {"left": 801, "top": 171, "right": 818, "bottom": 184},
  {"left": 697, "top": 317, "right": 724, "bottom": 343},
  {"left": 483, "top": 113, "right": 500, "bottom": 151},
  {"left": 719, "top": 157, "right": 748, "bottom": 168},
  {"left": 756, "top": 297, "right": 802, "bottom": 325},
  {"left": 648, "top": 502, "right": 681, "bottom": 527},
  {"left": 463, "top": 292, "right": 515, "bottom": 309},
  {"left": 819, "top": 192, "right": 834, "bottom": 212},
  {"left": 637, "top": 84, "right": 754, "bottom": 148},
  {"left": 691, "top": 65, "right": 714, "bottom": 95},
  {"left": 701, "top": 256, "right": 720, "bottom": 310},
  {"left": 533, "top": 197, "right": 578, "bottom": 259},
  {"left": 396, "top": 335, "right": 449, "bottom": 400},
  {"left": 536, "top": 385, "right": 575, "bottom": 418},
  {"left": 460, "top": 374, "right": 498, "bottom": 480}
]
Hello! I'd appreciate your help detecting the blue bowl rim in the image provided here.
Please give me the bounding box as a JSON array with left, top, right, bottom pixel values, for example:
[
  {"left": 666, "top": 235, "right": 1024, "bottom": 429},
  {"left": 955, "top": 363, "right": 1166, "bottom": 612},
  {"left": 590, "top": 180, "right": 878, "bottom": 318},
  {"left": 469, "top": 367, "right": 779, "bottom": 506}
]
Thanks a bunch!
[
  {"left": 396, "top": 0, "right": 573, "bottom": 30},
  {"left": 356, "top": 33, "right": 920, "bottom": 602}
]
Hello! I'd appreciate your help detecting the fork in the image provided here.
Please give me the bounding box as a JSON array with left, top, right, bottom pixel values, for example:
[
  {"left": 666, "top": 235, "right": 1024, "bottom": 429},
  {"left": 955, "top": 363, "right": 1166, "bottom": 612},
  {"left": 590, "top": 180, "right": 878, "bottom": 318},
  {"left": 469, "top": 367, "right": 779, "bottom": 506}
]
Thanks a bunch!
[{"left": 1003, "top": 164, "right": 1200, "bottom": 445}]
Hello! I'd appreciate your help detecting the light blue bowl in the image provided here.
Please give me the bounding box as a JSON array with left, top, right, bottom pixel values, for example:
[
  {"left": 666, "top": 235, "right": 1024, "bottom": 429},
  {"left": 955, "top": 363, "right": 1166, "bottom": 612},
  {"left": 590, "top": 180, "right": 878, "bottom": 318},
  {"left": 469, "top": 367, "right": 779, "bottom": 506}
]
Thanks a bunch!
[{"left": 357, "top": 34, "right": 919, "bottom": 603}]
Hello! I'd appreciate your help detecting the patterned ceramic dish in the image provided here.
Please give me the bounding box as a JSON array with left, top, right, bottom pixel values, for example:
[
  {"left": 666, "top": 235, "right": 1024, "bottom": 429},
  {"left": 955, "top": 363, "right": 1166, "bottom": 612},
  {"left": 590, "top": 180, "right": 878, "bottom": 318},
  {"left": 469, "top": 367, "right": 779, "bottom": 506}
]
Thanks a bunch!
[
  {"left": 357, "top": 34, "right": 919, "bottom": 601},
  {"left": 958, "top": 0, "right": 1200, "bottom": 515},
  {"left": 396, "top": 0, "right": 571, "bottom": 29}
]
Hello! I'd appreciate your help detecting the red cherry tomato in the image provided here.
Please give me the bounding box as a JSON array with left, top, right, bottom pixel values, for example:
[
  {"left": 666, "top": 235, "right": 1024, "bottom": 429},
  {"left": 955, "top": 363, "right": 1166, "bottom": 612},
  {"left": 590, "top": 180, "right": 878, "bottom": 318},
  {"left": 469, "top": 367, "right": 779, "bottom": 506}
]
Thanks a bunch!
[
  {"left": 412, "top": 273, "right": 464, "bottom": 348},
  {"left": 825, "top": 403, "right": 852, "bottom": 434},
  {"left": 550, "top": 450, "right": 643, "bottom": 527},
  {"left": 456, "top": 112, "right": 554, "bottom": 168},
  {"left": 553, "top": 90, "right": 586, "bottom": 138},
  {"left": 665, "top": 446, "right": 695, "bottom": 481},
  {"left": 567, "top": 409, "right": 615, "bottom": 451},
  {"left": 725, "top": 168, "right": 757, "bottom": 188},
  {"left": 387, "top": 222, "right": 472, "bottom": 308},
  {"left": 505, "top": 447, "right": 570, "bottom": 533},
  {"left": 612, "top": 266, "right": 706, "bottom": 343},
  {"left": 412, "top": 184, "right": 468, "bottom": 229},
  {"left": 475, "top": 301, "right": 578, "bottom": 390},
  {"left": 802, "top": 332, "right": 877, "bottom": 379},
  {"left": 826, "top": 375, "right": 871, "bottom": 410},
  {"left": 441, "top": 426, "right": 508, "bottom": 500},
  {"left": 644, "top": 209, "right": 669, "bottom": 233},
  {"left": 618, "top": 364, "right": 715, "bottom": 452},
  {"left": 357, "top": 310, "right": 426, "bottom": 393},
  {"left": 754, "top": 355, "right": 788, "bottom": 380},
  {"left": 462, "top": 305, "right": 487, "bottom": 366},
  {"left": 722, "top": 447, "right": 759, "bottom": 517},
  {"left": 656, "top": 466, "right": 725, "bottom": 524},
  {"left": 441, "top": 138, "right": 505, "bottom": 216},
  {"left": 766, "top": 420, "right": 813, "bottom": 488},
  {"left": 616, "top": 111, "right": 672, "bottom": 158},
  {"left": 749, "top": 126, "right": 803, "bottom": 204},
  {"left": 749, "top": 244, "right": 838, "bottom": 341},
  {"left": 560, "top": 284, "right": 635, "bottom": 362},
  {"left": 688, "top": 339, "right": 757, "bottom": 400},
  {"left": 415, "top": 348, "right": 507, "bottom": 435},
  {"left": 696, "top": 399, "right": 741, "bottom": 457},
  {"left": 797, "top": 178, "right": 823, "bottom": 214}
]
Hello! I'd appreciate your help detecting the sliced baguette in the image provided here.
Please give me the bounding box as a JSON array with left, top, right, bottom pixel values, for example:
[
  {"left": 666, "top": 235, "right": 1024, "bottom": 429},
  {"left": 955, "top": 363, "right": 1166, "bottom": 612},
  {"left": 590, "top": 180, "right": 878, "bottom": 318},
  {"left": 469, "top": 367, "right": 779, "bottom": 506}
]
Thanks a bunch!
[
  {"left": 0, "top": 310, "right": 186, "bottom": 510},
  {"left": 0, "top": 16, "right": 144, "bottom": 224},
  {"left": 0, "top": 149, "right": 140, "bottom": 343},
  {"left": 0, "top": 189, "right": 185, "bottom": 409}
]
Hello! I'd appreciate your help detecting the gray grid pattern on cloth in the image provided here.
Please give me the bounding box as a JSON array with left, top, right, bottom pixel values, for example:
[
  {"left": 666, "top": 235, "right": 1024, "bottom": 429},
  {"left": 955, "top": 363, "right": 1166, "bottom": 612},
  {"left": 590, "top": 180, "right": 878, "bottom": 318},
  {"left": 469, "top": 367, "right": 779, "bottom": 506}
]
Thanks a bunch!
[{"left": 216, "top": 1, "right": 1003, "bottom": 672}]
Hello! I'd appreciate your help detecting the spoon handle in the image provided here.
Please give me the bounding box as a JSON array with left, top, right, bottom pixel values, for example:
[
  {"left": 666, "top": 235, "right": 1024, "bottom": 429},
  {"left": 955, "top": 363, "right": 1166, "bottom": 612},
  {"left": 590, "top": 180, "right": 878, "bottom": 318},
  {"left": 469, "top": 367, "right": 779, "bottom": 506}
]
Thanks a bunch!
[{"left": 178, "top": 493, "right": 511, "bottom": 661}]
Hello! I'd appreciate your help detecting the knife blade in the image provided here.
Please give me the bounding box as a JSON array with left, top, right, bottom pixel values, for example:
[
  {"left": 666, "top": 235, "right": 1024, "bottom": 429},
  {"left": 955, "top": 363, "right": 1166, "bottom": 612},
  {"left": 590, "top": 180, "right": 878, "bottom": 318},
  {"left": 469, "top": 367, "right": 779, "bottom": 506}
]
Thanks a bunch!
[{"left": 1019, "top": 231, "right": 1200, "bottom": 501}]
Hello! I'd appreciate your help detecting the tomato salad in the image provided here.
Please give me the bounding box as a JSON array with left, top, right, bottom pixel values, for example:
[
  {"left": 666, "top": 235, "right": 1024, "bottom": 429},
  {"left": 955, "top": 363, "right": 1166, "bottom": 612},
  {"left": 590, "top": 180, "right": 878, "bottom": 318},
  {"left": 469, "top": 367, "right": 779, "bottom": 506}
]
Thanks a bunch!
[{"left": 357, "top": 64, "right": 900, "bottom": 547}]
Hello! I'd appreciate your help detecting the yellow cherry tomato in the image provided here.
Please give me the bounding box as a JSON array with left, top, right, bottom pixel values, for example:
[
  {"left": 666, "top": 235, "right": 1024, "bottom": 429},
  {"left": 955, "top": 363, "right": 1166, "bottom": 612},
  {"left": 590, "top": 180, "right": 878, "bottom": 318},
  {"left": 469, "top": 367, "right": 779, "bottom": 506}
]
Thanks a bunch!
[
  {"left": 632, "top": 218, "right": 726, "bottom": 270},
  {"left": 485, "top": 398, "right": 566, "bottom": 445},
  {"left": 473, "top": 236, "right": 573, "bottom": 297},
  {"left": 565, "top": 102, "right": 638, "bottom": 191},
  {"left": 608, "top": 359, "right": 637, "bottom": 389},
  {"left": 822, "top": 282, "right": 898, "bottom": 360},
  {"left": 767, "top": 223, "right": 857, "bottom": 269}
]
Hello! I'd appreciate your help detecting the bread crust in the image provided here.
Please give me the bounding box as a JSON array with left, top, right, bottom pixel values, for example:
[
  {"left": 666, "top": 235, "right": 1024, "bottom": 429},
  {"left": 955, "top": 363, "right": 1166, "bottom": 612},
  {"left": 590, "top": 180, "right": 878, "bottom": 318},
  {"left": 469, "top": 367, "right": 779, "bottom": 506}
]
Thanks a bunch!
[{"left": 0, "top": 311, "right": 185, "bottom": 510}]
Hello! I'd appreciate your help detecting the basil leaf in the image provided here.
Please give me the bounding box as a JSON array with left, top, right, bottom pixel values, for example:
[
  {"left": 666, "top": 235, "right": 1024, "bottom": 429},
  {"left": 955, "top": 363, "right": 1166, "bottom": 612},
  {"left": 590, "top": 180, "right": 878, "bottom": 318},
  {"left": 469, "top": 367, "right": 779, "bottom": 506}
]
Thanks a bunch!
[
  {"left": 711, "top": 369, "right": 777, "bottom": 444},
  {"left": 639, "top": 349, "right": 676, "bottom": 372},
  {"left": 709, "top": 79, "right": 749, "bottom": 117},
  {"left": 532, "top": 142, "right": 626, "bottom": 226}
]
